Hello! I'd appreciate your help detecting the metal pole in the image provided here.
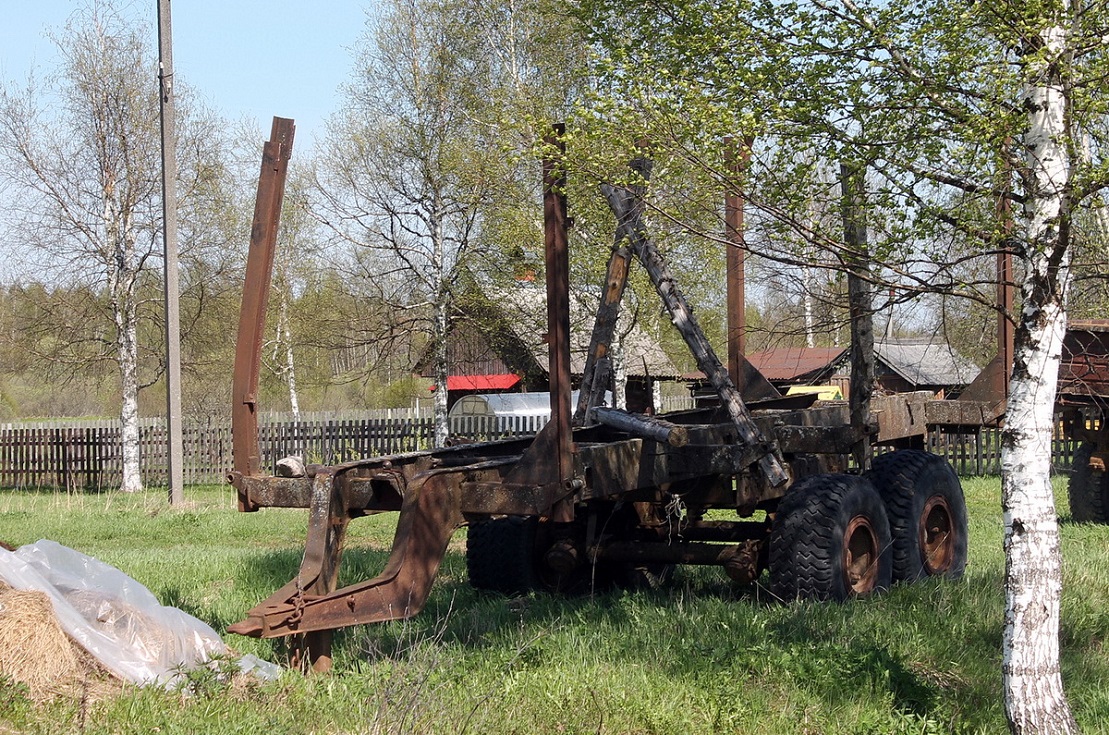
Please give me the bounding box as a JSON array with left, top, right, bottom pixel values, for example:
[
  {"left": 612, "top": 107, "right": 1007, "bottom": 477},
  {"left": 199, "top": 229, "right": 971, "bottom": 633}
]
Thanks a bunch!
[
  {"left": 158, "top": 0, "right": 184, "bottom": 504},
  {"left": 724, "top": 136, "right": 752, "bottom": 390},
  {"left": 543, "top": 124, "right": 574, "bottom": 521},
  {"left": 841, "top": 161, "right": 874, "bottom": 470},
  {"left": 231, "top": 118, "right": 296, "bottom": 511}
]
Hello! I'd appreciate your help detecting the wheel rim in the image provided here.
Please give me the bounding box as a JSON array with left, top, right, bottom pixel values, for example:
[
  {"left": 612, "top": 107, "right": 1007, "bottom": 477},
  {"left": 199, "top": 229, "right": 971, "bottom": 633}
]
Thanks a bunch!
[
  {"left": 843, "top": 515, "right": 880, "bottom": 595},
  {"left": 919, "top": 495, "right": 955, "bottom": 574}
]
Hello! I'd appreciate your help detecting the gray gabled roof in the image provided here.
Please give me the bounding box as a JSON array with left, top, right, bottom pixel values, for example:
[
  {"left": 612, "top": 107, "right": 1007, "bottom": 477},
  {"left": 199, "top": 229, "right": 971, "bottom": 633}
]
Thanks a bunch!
[{"left": 874, "top": 339, "right": 979, "bottom": 387}]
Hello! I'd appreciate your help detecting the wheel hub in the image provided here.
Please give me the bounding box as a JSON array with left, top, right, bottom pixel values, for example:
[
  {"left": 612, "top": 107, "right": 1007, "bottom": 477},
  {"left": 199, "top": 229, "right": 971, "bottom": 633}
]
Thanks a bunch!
[
  {"left": 919, "top": 495, "right": 955, "bottom": 574},
  {"left": 843, "top": 515, "right": 880, "bottom": 595}
]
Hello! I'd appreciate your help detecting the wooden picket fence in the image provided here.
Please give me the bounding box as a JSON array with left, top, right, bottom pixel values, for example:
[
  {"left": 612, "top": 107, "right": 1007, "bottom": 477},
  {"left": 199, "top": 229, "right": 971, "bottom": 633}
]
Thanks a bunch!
[
  {"left": 0, "top": 413, "right": 1083, "bottom": 491},
  {"left": 924, "top": 426, "right": 1079, "bottom": 477},
  {"left": 0, "top": 411, "right": 550, "bottom": 490}
]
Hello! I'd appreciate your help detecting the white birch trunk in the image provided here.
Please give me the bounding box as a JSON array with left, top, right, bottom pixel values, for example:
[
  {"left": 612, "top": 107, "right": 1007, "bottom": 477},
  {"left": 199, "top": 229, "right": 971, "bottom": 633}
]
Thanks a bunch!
[
  {"left": 433, "top": 297, "right": 450, "bottom": 448},
  {"left": 274, "top": 293, "right": 302, "bottom": 457},
  {"left": 118, "top": 300, "right": 143, "bottom": 494},
  {"left": 276, "top": 295, "right": 301, "bottom": 423},
  {"left": 284, "top": 337, "right": 300, "bottom": 422},
  {"left": 1002, "top": 22, "right": 1079, "bottom": 735},
  {"left": 431, "top": 196, "right": 450, "bottom": 449},
  {"left": 112, "top": 208, "right": 143, "bottom": 494},
  {"left": 803, "top": 265, "right": 816, "bottom": 348},
  {"left": 612, "top": 327, "right": 627, "bottom": 410}
]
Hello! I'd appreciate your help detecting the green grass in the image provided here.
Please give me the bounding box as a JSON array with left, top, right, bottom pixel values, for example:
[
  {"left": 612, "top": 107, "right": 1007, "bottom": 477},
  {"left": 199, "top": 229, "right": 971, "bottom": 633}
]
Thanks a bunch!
[{"left": 0, "top": 477, "right": 1107, "bottom": 735}]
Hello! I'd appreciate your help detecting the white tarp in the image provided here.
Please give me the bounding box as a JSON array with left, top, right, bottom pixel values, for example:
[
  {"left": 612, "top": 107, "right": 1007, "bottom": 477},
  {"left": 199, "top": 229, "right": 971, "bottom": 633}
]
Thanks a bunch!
[{"left": 0, "top": 539, "right": 279, "bottom": 686}]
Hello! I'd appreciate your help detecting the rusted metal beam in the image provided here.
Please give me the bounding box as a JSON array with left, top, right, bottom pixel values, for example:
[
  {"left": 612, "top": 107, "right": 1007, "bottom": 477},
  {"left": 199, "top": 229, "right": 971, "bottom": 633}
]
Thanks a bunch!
[
  {"left": 601, "top": 159, "right": 789, "bottom": 488},
  {"left": 460, "top": 480, "right": 557, "bottom": 516},
  {"left": 574, "top": 169, "right": 639, "bottom": 423},
  {"left": 291, "top": 469, "right": 348, "bottom": 671},
  {"left": 725, "top": 136, "right": 752, "bottom": 389},
  {"left": 960, "top": 160, "right": 1015, "bottom": 408},
  {"left": 923, "top": 398, "right": 1005, "bottom": 428},
  {"left": 581, "top": 438, "right": 773, "bottom": 501},
  {"left": 721, "top": 137, "right": 782, "bottom": 404},
  {"left": 774, "top": 424, "right": 871, "bottom": 455},
  {"left": 543, "top": 125, "right": 576, "bottom": 522},
  {"left": 871, "top": 392, "right": 930, "bottom": 442},
  {"left": 840, "top": 160, "right": 874, "bottom": 471},
  {"left": 231, "top": 118, "right": 295, "bottom": 510}
]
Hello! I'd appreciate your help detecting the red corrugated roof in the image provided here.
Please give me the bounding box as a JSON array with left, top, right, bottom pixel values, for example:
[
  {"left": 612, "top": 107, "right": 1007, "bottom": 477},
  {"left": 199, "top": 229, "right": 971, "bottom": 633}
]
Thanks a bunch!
[
  {"left": 435, "top": 374, "right": 522, "bottom": 392},
  {"left": 746, "top": 348, "right": 846, "bottom": 381}
]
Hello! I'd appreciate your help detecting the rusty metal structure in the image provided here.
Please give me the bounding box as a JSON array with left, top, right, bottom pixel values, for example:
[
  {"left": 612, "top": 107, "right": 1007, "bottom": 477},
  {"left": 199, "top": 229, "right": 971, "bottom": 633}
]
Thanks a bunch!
[
  {"left": 1058, "top": 320, "right": 1109, "bottom": 524},
  {"left": 227, "top": 120, "right": 1006, "bottom": 671}
]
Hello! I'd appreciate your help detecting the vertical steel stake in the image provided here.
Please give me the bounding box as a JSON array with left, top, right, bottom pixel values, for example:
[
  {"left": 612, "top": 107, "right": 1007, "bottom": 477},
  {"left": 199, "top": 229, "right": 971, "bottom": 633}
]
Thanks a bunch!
[
  {"left": 841, "top": 161, "right": 874, "bottom": 470},
  {"left": 724, "top": 136, "right": 753, "bottom": 391},
  {"left": 543, "top": 125, "right": 574, "bottom": 521},
  {"left": 231, "top": 118, "right": 295, "bottom": 510}
]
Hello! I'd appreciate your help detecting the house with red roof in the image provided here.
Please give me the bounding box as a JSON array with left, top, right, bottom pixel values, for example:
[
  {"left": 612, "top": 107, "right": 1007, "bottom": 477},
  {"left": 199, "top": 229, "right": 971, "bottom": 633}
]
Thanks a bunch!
[{"left": 744, "top": 339, "right": 979, "bottom": 399}]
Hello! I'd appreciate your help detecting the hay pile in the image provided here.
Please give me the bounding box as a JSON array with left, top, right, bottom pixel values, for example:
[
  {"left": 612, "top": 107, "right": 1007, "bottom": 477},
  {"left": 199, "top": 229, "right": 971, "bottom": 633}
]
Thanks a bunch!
[{"left": 0, "top": 582, "right": 105, "bottom": 700}]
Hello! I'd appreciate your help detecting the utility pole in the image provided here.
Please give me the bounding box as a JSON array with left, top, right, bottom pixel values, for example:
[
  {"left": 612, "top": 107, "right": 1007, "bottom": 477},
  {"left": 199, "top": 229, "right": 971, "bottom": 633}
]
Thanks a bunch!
[{"left": 158, "top": 0, "right": 184, "bottom": 504}]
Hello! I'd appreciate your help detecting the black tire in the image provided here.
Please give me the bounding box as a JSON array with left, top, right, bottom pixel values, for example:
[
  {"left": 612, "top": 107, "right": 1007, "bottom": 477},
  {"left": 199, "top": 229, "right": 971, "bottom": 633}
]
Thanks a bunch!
[
  {"left": 866, "top": 449, "right": 968, "bottom": 583},
  {"left": 466, "top": 517, "right": 595, "bottom": 594},
  {"left": 466, "top": 516, "right": 542, "bottom": 594},
  {"left": 770, "top": 474, "right": 892, "bottom": 602},
  {"left": 1069, "top": 442, "right": 1109, "bottom": 523}
]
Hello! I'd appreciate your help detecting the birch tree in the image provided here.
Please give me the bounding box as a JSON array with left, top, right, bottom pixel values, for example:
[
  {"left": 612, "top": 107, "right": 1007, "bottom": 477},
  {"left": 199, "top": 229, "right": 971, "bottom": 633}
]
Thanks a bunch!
[
  {"left": 0, "top": 3, "right": 236, "bottom": 491},
  {"left": 0, "top": 5, "right": 165, "bottom": 492},
  {"left": 317, "top": 0, "right": 586, "bottom": 444},
  {"left": 577, "top": 0, "right": 1109, "bottom": 731},
  {"left": 1000, "top": 12, "right": 1080, "bottom": 732},
  {"left": 314, "top": 0, "right": 489, "bottom": 446},
  {"left": 264, "top": 167, "right": 328, "bottom": 425}
]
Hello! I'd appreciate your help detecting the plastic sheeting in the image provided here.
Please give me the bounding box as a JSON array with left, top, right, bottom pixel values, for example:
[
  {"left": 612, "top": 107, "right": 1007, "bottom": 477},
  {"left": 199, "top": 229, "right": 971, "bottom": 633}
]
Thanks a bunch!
[{"left": 0, "top": 539, "right": 280, "bottom": 687}]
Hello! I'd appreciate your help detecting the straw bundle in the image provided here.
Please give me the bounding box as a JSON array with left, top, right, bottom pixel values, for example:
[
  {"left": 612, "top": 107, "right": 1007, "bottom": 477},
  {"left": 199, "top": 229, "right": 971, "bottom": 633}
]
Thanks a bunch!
[{"left": 0, "top": 583, "right": 80, "bottom": 698}]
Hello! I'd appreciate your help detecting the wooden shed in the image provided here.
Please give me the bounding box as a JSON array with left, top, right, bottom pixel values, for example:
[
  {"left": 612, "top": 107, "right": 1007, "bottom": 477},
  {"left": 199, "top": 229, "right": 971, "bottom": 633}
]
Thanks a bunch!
[{"left": 420, "top": 284, "right": 682, "bottom": 412}]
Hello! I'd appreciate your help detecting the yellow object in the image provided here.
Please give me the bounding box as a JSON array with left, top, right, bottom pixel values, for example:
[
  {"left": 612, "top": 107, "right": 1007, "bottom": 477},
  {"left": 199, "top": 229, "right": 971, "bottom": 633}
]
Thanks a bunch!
[{"left": 785, "top": 385, "right": 843, "bottom": 401}]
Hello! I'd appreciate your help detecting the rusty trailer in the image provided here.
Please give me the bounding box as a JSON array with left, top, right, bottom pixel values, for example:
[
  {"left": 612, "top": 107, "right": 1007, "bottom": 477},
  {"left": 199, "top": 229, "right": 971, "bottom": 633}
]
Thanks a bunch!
[{"left": 226, "top": 120, "right": 1004, "bottom": 671}]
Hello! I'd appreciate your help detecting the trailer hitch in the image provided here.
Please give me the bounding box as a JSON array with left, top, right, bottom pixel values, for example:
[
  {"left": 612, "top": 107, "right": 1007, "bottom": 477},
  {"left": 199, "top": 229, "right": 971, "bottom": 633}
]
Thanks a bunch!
[{"left": 228, "top": 468, "right": 464, "bottom": 640}]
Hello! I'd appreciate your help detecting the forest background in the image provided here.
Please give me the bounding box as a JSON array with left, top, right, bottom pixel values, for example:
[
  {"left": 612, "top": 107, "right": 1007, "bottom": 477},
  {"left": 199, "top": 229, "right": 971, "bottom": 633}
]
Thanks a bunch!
[{"left": 2, "top": 0, "right": 1065, "bottom": 428}]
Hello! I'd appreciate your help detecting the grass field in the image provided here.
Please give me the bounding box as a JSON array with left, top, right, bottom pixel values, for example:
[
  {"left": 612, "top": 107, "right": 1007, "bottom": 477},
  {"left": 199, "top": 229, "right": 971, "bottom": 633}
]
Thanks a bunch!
[{"left": 0, "top": 476, "right": 1107, "bottom": 735}]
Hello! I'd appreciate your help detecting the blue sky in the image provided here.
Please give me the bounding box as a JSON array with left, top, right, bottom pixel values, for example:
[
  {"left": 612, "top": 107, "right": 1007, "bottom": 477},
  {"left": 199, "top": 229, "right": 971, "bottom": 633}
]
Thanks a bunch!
[{"left": 0, "top": 1, "right": 372, "bottom": 147}]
